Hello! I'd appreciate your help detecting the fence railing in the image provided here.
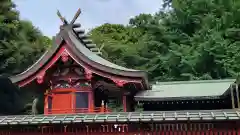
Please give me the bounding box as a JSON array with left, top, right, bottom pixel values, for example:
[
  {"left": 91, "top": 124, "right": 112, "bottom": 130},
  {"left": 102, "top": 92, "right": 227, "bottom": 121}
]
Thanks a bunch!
[{"left": 47, "top": 107, "right": 111, "bottom": 114}]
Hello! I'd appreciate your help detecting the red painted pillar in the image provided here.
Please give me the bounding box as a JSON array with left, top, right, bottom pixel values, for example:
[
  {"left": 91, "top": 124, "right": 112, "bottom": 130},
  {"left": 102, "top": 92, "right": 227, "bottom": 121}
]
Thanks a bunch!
[
  {"left": 101, "top": 100, "right": 105, "bottom": 112},
  {"left": 44, "top": 94, "right": 48, "bottom": 114},
  {"left": 89, "top": 91, "right": 94, "bottom": 112},
  {"left": 123, "top": 95, "right": 127, "bottom": 112}
]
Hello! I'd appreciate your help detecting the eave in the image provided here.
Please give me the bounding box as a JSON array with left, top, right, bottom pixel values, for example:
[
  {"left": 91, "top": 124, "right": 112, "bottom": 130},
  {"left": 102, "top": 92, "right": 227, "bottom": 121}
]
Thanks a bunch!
[{"left": 9, "top": 35, "right": 63, "bottom": 85}]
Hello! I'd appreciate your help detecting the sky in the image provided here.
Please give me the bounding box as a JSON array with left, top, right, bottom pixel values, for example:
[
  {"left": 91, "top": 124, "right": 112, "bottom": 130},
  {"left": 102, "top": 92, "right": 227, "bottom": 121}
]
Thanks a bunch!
[{"left": 13, "top": 0, "right": 162, "bottom": 37}]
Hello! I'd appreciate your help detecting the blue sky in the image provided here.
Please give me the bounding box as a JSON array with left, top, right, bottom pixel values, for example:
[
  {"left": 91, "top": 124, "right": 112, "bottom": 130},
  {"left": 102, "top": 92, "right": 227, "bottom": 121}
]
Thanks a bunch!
[{"left": 13, "top": 0, "right": 162, "bottom": 37}]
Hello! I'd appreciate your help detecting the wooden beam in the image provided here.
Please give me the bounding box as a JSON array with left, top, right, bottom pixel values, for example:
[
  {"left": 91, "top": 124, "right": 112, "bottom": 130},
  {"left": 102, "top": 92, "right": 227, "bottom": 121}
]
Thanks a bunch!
[
  {"left": 57, "top": 10, "right": 68, "bottom": 24},
  {"left": 230, "top": 84, "right": 235, "bottom": 109},
  {"left": 71, "top": 8, "right": 81, "bottom": 24},
  {"left": 236, "top": 84, "right": 240, "bottom": 108}
]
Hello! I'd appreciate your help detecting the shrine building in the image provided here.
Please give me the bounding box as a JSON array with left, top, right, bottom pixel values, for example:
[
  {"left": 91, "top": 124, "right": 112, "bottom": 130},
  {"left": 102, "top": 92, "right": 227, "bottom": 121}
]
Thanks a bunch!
[{"left": 10, "top": 9, "right": 149, "bottom": 114}]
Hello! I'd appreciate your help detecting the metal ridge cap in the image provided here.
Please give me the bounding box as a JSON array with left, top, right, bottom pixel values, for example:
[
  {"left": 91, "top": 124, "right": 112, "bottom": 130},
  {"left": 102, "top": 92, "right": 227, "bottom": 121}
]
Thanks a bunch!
[{"left": 155, "top": 79, "right": 236, "bottom": 85}]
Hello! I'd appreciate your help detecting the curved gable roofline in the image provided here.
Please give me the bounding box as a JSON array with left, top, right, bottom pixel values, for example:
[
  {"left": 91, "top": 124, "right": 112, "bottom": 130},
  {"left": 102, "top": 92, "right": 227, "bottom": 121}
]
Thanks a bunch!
[
  {"left": 10, "top": 9, "right": 149, "bottom": 89},
  {"left": 62, "top": 28, "right": 149, "bottom": 88},
  {"left": 10, "top": 35, "right": 62, "bottom": 83}
]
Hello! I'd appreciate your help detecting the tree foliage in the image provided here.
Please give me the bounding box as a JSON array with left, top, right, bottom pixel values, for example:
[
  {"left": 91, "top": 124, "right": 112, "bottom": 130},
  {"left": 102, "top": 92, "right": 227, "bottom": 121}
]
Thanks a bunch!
[
  {"left": 0, "top": 0, "right": 51, "bottom": 75},
  {"left": 0, "top": 76, "right": 25, "bottom": 115},
  {"left": 0, "top": 0, "right": 51, "bottom": 114},
  {"left": 90, "top": 0, "right": 240, "bottom": 81}
]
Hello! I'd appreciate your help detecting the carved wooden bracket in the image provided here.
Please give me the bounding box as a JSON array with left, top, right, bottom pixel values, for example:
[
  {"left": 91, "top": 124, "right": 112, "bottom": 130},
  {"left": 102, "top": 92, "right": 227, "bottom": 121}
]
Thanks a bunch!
[
  {"left": 36, "top": 71, "right": 45, "bottom": 84},
  {"left": 84, "top": 68, "right": 92, "bottom": 80},
  {"left": 61, "top": 50, "right": 69, "bottom": 62},
  {"left": 74, "top": 67, "right": 84, "bottom": 76},
  {"left": 112, "top": 79, "right": 127, "bottom": 87}
]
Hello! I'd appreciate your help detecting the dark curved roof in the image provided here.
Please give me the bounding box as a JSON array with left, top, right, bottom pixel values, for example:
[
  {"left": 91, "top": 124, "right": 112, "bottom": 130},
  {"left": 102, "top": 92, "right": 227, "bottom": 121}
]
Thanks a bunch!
[
  {"left": 9, "top": 37, "right": 60, "bottom": 83},
  {"left": 10, "top": 20, "right": 149, "bottom": 88}
]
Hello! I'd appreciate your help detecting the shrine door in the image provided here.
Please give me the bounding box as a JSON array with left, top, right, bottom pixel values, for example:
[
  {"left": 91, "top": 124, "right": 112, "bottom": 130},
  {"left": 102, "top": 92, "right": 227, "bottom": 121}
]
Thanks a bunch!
[
  {"left": 51, "top": 92, "right": 74, "bottom": 114},
  {"left": 75, "top": 92, "right": 89, "bottom": 113}
]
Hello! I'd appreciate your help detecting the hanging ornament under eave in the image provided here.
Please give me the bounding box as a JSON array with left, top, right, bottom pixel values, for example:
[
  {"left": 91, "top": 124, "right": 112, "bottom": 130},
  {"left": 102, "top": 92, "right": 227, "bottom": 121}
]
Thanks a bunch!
[
  {"left": 36, "top": 72, "right": 45, "bottom": 84},
  {"left": 84, "top": 69, "right": 92, "bottom": 80},
  {"left": 68, "top": 78, "right": 72, "bottom": 84},
  {"left": 112, "top": 79, "right": 127, "bottom": 87},
  {"left": 61, "top": 51, "right": 69, "bottom": 62}
]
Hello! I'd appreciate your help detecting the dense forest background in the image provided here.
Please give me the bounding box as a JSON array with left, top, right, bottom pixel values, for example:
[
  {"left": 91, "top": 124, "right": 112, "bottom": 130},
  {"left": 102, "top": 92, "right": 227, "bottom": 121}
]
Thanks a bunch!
[
  {"left": 0, "top": 0, "right": 240, "bottom": 114},
  {"left": 90, "top": 0, "right": 240, "bottom": 81},
  {"left": 1, "top": 0, "right": 240, "bottom": 81}
]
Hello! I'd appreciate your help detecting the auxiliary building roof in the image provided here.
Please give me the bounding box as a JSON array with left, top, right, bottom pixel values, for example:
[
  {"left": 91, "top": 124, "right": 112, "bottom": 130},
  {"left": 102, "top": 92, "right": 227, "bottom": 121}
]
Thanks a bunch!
[{"left": 135, "top": 79, "right": 235, "bottom": 101}]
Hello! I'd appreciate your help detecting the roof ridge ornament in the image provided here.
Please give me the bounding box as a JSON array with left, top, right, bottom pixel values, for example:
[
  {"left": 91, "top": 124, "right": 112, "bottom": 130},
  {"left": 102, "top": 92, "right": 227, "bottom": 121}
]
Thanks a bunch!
[
  {"left": 57, "top": 10, "right": 68, "bottom": 25},
  {"left": 57, "top": 8, "right": 81, "bottom": 25},
  {"left": 56, "top": 8, "right": 102, "bottom": 55},
  {"left": 71, "top": 8, "right": 81, "bottom": 24}
]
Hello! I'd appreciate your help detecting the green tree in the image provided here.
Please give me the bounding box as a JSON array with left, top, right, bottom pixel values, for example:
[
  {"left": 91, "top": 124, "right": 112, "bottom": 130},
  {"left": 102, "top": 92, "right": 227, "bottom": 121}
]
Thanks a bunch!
[
  {"left": 90, "top": 0, "right": 240, "bottom": 81},
  {"left": 0, "top": 0, "right": 51, "bottom": 114},
  {"left": 0, "top": 0, "right": 51, "bottom": 75}
]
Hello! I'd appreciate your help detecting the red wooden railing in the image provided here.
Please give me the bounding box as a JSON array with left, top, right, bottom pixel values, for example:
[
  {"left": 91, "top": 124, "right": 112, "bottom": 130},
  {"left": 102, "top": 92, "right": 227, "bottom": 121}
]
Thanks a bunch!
[{"left": 47, "top": 107, "right": 111, "bottom": 114}]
